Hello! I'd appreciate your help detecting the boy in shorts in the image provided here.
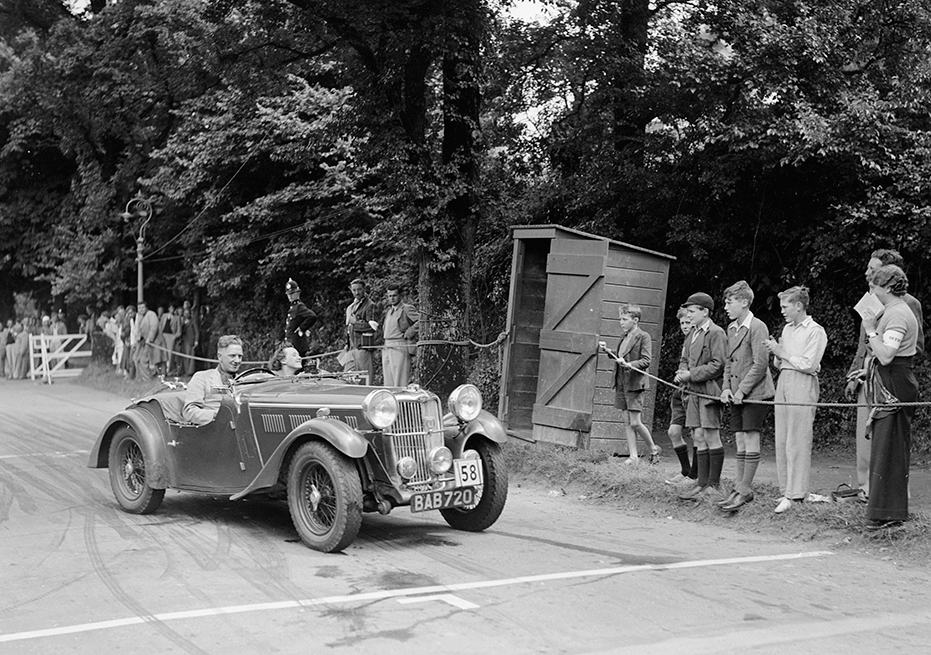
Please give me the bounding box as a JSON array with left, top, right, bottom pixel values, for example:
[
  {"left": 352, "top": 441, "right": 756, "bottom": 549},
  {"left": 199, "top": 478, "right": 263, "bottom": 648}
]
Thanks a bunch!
[
  {"left": 612, "top": 304, "right": 662, "bottom": 464},
  {"left": 718, "top": 281, "right": 775, "bottom": 511},
  {"left": 666, "top": 308, "right": 696, "bottom": 484},
  {"left": 674, "top": 292, "right": 726, "bottom": 501}
]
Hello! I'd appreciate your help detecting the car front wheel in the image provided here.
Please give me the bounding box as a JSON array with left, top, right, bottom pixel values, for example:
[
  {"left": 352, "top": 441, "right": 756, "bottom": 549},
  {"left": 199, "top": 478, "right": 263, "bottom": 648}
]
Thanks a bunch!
[
  {"left": 287, "top": 441, "right": 363, "bottom": 553},
  {"left": 108, "top": 425, "right": 165, "bottom": 514},
  {"left": 440, "top": 439, "right": 508, "bottom": 532}
]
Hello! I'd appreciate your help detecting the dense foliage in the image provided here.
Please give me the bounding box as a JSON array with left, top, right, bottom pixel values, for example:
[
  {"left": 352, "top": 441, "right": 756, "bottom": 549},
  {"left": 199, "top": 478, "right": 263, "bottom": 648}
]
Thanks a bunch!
[{"left": 2, "top": 0, "right": 931, "bottom": 442}]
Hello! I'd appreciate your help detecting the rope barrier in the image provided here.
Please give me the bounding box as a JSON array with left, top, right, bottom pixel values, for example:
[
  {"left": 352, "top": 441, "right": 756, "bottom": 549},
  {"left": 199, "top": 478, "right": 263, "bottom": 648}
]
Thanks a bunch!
[
  {"left": 138, "top": 331, "right": 508, "bottom": 370},
  {"left": 309, "top": 333, "right": 508, "bottom": 355},
  {"left": 600, "top": 346, "right": 931, "bottom": 409}
]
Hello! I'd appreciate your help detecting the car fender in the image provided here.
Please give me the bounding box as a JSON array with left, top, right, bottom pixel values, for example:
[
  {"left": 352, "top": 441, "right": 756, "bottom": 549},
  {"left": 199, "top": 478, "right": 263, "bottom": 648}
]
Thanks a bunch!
[
  {"left": 443, "top": 409, "right": 508, "bottom": 457},
  {"left": 230, "top": 418, "right": 368, "bottom": 501},
  {"left": 87, "top": 406, "right": 171, "bottom": 489}
]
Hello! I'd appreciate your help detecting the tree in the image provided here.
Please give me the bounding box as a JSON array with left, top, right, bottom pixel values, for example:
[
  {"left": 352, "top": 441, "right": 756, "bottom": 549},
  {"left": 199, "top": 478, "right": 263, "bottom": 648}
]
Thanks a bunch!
[{"left": 0, "top": 0, "right": 222, "bottom": 310}]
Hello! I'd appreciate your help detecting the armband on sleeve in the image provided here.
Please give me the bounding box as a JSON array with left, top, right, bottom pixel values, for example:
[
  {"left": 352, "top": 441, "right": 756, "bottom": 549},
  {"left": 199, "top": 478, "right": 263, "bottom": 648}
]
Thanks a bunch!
[{"left": 882, "top": 329, "right": 903, "bottom": 350}]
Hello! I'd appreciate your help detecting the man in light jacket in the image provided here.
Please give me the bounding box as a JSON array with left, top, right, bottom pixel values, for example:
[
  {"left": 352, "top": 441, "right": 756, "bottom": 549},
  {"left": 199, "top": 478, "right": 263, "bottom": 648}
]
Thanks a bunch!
[{"left": 182, "top": 335, "right": 243, "bottom": 425}]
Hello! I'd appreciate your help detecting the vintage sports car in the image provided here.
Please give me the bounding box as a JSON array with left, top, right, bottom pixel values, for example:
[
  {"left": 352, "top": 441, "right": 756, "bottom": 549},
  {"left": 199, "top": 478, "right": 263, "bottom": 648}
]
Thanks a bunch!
[{"left": 88, "top": 370, "right": 508, "bottom": 553}]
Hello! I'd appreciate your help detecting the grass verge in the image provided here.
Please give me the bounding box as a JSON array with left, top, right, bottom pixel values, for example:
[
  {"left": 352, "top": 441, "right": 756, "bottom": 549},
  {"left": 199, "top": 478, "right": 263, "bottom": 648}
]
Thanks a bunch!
[{"left": 503, "top": 441, "right": 931, "bottom": 567}]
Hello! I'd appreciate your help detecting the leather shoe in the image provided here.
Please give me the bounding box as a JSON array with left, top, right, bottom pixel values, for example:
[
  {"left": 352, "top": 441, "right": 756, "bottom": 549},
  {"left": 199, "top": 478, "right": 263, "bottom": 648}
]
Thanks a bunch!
[
  {"left": 677, "top": 484, "right": 704, "bottom": 501},
  {"left": 865, "top": 519, "right": 904, "bottom": 531},
  {"left": 715, "top": 490, "right": 740, "bottom": 507},
  {"left": 699, "top": 486, "right": 724, "bottom": 503},
  {"left": 720, "top": 491, "right": 754, "bottom": 511}
]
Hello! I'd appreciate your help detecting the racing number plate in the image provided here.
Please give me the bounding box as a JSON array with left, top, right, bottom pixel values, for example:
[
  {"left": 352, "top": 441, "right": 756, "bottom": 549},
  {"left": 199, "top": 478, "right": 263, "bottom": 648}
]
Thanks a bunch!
[
  {"left": 411, "top": 487, "right": 475, "bottom": 513},
  {"left": 453, "top": 457, "right": 484, "bottom": 487}
]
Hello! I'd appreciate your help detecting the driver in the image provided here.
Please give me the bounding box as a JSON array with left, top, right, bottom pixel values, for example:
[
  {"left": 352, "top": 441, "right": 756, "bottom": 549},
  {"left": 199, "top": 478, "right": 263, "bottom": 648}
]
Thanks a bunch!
[{"left": 182, "top": 335, "right": 243, "bottom": 425}]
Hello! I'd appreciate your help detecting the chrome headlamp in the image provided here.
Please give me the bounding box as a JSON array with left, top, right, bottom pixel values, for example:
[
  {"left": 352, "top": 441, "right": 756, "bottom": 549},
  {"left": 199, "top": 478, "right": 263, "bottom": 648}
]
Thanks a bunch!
[
  {"left": 429, "top": 446, "right": 453, "bottom": 474},
  {"left": 362, "top": 389, "right": 398, "bottom": 429},
  {"left": 448, "top": 384, "right": 482, "bottom": 422},
  {"left": 397, "top": 457, "right": 418, "bottom": 480}
]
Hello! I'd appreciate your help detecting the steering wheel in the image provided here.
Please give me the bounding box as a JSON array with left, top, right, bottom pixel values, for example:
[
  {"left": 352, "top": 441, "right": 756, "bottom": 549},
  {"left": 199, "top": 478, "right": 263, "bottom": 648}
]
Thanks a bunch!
[{"left": 233, "top": 367, "right": 275, "bottom": 381}]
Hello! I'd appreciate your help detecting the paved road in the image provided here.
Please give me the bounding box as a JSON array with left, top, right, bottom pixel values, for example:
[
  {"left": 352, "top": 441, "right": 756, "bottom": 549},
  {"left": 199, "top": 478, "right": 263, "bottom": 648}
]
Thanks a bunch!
[{"left": 2, "top": 379, "right": 931, "bottom": 654}]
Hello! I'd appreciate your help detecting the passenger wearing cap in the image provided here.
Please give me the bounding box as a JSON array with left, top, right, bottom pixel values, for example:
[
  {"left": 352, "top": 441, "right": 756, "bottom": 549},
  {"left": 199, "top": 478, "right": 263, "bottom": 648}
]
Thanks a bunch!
[
  {"left": 284, "top": 278, "right": 317, "bottom": 361},
  {"left": 674, "top": 291, "right": 727, "bottom": 502}
]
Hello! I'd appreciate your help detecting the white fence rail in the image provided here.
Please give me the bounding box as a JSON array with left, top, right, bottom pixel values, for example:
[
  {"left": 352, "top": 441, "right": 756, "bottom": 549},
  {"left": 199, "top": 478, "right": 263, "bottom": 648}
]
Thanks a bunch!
[{"left": 29, "top": 333, "right": 91, "bottom": 383}]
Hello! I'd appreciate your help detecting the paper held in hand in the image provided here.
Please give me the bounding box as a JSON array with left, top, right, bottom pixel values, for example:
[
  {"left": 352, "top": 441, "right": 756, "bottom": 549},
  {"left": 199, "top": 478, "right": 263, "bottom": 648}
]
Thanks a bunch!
[{"left": 854, "top": 291, "right": 884, "bottom": 321}]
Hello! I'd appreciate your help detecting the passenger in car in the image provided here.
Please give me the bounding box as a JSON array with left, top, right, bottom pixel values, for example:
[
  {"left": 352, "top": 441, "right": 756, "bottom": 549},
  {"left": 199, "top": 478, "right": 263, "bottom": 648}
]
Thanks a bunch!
[
  {"left": 269, "top": 343, "right": 303, "bottom": 377},
  {"left": 182, "top": 335, "right": 244, "bottom": 425}
]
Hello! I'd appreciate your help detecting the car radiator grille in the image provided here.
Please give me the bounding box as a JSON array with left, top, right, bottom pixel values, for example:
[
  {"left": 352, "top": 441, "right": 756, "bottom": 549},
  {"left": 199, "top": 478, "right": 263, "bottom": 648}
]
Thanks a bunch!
[{"left": 386, "top": 398, "right": 442, "bottom": 486}]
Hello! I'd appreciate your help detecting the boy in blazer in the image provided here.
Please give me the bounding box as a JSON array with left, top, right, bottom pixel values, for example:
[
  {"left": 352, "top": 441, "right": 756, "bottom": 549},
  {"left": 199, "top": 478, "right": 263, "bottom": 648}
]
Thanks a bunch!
[
  {"left": 612, "top": 304, "right": 662, "bottom": 464},
  {"left": 675, "top": 292, "right": 727, "bottom": 501},
  {"left": 718, "top": 281, "right": 776, "bottom": 511}
]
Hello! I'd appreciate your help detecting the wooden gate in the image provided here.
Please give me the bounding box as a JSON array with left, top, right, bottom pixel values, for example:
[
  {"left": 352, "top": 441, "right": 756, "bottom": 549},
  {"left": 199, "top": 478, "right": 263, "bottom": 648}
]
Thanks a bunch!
[
  {"left": 531, "top": 239, "right": 607, "bottom": 446},
  {"left": 30, "top": 333, "right": 91, "bottom": 383}
]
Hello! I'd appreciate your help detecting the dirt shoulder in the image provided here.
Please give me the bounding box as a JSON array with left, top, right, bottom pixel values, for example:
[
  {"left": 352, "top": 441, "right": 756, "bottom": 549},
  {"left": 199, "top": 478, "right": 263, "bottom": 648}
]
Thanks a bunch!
[{"left": 504, "top": 440, "right": 931, "bottom": 568}]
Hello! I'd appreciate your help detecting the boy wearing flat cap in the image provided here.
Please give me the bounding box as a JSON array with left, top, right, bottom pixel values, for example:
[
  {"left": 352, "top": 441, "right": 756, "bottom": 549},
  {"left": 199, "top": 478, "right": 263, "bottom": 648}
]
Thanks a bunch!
[{"left": 674, "top": 292, "right": 727, "bottom": 501}]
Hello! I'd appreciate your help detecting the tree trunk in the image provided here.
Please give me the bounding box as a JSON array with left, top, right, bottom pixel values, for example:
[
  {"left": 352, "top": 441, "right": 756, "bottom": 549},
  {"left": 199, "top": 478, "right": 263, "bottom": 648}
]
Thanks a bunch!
[
  {"left": 611, "top": 0, "right": 650, "bottom": 159},
  {"left": 417, "top": 0, "right": 483, "bottom": 397}
]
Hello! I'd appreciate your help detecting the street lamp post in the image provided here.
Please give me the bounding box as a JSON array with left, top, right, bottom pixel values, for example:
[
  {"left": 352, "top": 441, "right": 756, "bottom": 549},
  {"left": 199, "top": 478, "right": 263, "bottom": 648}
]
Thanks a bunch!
[{"left": 120, "top": 195, "right": 154, "bottom": 303}]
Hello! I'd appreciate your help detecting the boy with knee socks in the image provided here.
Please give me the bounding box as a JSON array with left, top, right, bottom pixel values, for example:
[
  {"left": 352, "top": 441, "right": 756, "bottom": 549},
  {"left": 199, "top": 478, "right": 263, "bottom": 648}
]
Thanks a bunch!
[
  {"left": 666, "top": 308, "right": 695, "bottom": 485},
  {"left": 675, "top": 292, "right": 727, "bottom": 501},
  {"left": 718, "top": 281, "right": 776, "bottom": 511}
]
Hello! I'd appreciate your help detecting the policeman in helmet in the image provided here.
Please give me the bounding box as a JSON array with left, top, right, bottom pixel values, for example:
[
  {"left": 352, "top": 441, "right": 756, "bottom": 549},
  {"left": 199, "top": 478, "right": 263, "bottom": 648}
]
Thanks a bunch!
[{"left": 284, "top": 278, "right": 317, "bottom": 359}]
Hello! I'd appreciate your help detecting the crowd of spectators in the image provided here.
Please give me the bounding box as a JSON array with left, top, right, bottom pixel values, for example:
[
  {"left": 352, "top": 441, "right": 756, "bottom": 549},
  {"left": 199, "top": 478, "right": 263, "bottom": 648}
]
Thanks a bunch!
[
  {"left": 98, "top": 299, "right": 207, "bottom": 380},
  {"left": 0, "top": 299, "right": 208, "bottom": 381},
  {"left": 1, "top": 311, "right": 69, "bottom": 379}
]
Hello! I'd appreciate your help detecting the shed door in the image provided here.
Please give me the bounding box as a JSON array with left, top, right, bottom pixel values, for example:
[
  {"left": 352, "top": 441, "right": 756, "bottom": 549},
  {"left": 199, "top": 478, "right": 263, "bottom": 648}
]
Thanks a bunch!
[{"left": 531, "top": 241, "right": 606, "bottom": 446}]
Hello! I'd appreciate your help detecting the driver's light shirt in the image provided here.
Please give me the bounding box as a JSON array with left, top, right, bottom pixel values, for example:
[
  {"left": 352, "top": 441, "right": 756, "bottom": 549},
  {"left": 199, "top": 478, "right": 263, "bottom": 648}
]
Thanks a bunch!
[{"left": 182, "top": 366, "right": 231, "bottom": 425}]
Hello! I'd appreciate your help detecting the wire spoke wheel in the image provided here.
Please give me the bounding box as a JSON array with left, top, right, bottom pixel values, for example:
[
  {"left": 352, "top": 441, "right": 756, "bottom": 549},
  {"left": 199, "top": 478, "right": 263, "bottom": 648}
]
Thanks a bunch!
[
  {"left": 119, "top": 440, "right": 147, "bottom": 498},
  {"left": 107, "top": 425, "right": 164, "bottom": 514},
  {"left": 301, "top": 462, "right": 339, "bottom": 534},
  {"left": 287, "top": 442, "right": 362, "bottom": 553}
]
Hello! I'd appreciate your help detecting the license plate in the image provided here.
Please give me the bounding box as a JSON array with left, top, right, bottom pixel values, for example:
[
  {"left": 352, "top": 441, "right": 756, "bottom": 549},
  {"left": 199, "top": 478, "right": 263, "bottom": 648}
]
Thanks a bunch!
[
  {"left": 453, "top": 457, "right": 484, "bottom": 487},
  {"left": 410, "top": 487, "right": 475, "bottom": 513}
]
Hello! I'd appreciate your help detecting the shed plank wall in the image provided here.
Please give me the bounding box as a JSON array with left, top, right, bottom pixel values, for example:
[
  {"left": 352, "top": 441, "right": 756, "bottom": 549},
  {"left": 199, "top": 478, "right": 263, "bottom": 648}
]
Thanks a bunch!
[
  {"left": 503, "top": 226, "right": 673, "bottom": 454},
  {"left": 593, "top": 251, "right": 670, "bottom": 453}
]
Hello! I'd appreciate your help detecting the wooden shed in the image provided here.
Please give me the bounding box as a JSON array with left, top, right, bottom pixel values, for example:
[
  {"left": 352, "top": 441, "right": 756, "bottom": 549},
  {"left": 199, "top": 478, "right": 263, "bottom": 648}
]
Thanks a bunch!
[{"left": 499, "top": 224, "right": 675, "bottom": 452}]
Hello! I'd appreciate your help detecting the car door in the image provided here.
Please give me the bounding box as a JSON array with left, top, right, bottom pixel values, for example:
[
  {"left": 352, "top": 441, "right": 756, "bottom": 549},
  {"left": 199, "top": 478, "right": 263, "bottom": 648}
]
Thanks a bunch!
[{"left": 168, "top": 399, "right": 255, "bottom": 493}]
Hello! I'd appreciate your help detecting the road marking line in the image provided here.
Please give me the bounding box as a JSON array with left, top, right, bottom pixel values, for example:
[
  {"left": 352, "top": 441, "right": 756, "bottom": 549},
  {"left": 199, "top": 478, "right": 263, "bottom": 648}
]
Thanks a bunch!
[
  {"left": 0, "top": 550, "right": 831, "bottom": 643},
  {"left": 0, "top": 450, "right": 88, "bottom": 460},
  {"left": 397, "top": 594, "right": 479, "bottom": 610}
]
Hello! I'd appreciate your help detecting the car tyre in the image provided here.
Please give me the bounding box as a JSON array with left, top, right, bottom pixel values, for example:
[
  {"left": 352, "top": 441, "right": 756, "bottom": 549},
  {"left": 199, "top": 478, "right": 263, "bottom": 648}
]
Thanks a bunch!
[
  {"left": 108, "top": 425, "right": 165, "bottom": 514},
  {"left": 440, "top": 439, "right": 508, "bottom": 532},
  {"left": 287, "top": 441, "right": 363, "bottom": 553}
]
